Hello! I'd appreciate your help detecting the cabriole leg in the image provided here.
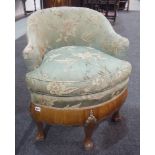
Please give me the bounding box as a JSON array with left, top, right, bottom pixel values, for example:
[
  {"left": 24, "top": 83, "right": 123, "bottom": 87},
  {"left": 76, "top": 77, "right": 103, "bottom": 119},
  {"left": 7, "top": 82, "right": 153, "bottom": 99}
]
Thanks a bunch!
[
  {"left": 36, "top": 122, "right": 45, "bottom": 141},
  {"left": 111, "top": 110, "right": 122, "bottom": 122},
  {"left": 84, "top": 110, "right": 97, "bottom": 150}
]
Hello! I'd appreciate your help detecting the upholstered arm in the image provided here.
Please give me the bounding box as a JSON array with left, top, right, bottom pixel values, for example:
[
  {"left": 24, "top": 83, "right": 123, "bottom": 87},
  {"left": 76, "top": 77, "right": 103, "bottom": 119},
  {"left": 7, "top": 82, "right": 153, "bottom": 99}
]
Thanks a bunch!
[
  {"left": 102, "top": 32, "right": 129, "bottom": 59},
  {"left": 23, "top": 7, "right": 129, "bottom": 72},
  {"left": 23, "top": 43, "right": 42, "bottom": 72},
  {"left": 94, "top": 12, "right": 129, "bottom": 58}
]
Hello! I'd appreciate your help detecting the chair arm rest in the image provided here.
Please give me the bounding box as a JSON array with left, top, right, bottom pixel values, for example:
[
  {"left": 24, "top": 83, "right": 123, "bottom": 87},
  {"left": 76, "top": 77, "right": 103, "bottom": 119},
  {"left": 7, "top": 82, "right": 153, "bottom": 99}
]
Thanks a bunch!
[
  {"left": 103, "top": 33, "right": 129, "bottom": 59},
  {"left": 23, "top": 44, "right": 42, "bottom": 72}
]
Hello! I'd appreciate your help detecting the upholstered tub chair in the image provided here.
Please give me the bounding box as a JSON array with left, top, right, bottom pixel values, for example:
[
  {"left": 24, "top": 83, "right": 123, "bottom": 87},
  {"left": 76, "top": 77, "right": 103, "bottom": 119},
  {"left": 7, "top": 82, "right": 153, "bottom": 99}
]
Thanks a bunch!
[{"left": 23, "top": 7, "right": 132, "bottom": 150}]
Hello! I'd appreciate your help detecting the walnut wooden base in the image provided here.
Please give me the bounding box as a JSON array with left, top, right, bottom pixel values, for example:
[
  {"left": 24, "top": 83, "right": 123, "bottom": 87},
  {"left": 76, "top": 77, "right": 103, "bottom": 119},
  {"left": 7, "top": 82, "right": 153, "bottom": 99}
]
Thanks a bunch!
[
  {"left": 84, "top": 110, "right": 97, "bottom": 150},
  {"left": 30, "top": 89, "right": 128, "bottom": 150}
]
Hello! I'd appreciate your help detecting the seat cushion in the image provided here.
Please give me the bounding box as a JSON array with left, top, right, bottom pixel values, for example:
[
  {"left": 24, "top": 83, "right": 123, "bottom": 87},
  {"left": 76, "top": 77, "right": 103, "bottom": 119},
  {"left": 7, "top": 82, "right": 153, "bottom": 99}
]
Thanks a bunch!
[{"left": 26, "top": 46, "right": 131, "bottom": 99}]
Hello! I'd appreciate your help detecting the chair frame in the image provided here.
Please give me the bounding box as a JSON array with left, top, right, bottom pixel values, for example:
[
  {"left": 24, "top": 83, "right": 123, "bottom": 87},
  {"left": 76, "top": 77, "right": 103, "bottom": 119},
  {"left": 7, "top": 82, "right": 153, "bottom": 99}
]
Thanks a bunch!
[
  {"left": 23, "top": 7, "right": 130, "bottom": 150},
  {"left": 30, "top": 88, "right": 128, "bottom": 150}
]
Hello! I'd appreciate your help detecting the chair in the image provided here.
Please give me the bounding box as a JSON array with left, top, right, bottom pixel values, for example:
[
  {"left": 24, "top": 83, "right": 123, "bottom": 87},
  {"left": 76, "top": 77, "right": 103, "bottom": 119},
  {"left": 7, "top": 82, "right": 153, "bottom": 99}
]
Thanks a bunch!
[
  {"left": 22, "top": 0, "right": 37, "bottom": 15},
  {"left": 82, "top": 0, "right": 120, "bottom": 22},
  {"left": 118, "top": 0, "right": 130, "bottom": 11},
  {"left": 23, "top": 7, "right": 132, "bottom": 150}
]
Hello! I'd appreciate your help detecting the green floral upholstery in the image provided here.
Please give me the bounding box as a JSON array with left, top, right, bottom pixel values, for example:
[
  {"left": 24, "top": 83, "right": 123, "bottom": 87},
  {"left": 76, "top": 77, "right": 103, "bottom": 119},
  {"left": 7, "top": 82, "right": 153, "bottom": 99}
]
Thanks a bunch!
[
  {"left": 26, "top": 46, "right": 131, "bottom": 96},
  {"left": 23, "top": 7, "right": 132, "bottom": 108},
  {"left": 23, "top": 7, "right": 129, "bottom": 72}
]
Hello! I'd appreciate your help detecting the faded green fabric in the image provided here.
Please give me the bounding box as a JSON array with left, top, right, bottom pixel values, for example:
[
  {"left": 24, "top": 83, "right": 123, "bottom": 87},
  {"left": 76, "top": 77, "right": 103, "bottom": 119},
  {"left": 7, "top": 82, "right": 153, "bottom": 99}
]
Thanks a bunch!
[
  {"left": 31, "top": 87, "right": 127, "bottom": 108},
  {"left": 23, "top": 7, "right": 129, "bottom": 72},
  {"left": 26, "top": 46, "right": 131, "bottom": 97},
  {"left": 23, "top": 7, "right": 132, "bottom": 108}
]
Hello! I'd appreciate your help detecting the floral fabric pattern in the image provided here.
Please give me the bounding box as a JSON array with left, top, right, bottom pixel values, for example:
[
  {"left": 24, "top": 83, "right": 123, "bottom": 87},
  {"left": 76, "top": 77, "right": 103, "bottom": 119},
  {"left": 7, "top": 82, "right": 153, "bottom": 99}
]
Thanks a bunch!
[
  {"left": 26, "top": 46, "right": 132, "bottom": 97},
  {"left": 46, "top": 81, "right": 78, "bottom": 96},
  {"left": 23, "top": 7, "right": 132, "bottom": 108},
  {"left": 31, "top": 82, "right": 128, "bottom": 108},
  {"left": 23, "top": 7, "right": 129, "bottom": 72}
]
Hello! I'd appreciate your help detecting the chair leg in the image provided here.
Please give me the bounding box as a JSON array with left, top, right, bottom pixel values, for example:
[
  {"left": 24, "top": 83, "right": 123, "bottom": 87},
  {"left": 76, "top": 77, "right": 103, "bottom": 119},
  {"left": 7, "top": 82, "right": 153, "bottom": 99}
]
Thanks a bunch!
[
  {"left": 127, "top": 0, "right": 130, "bottom": 11},
  {"left": 83, "top": 110, "right": 97, "bottom": 150},
  {"left": 111, "top": 110, "right": 122, "bottom": 122},
  {"left": 34, "top": 0, "right": 37, "bottom": 11},
  {"left": 22, "top": 0, "right": 27, "bottom": 16},
  {"left": 35, "top": 122, "right": 45, "bottom": 141}
]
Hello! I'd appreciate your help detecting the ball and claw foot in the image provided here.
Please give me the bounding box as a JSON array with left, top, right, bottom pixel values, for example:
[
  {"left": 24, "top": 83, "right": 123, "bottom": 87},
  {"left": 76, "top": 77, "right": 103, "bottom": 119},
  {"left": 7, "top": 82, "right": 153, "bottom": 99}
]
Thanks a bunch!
[
  {"left": 36, "top": 131, "right": 45, "bottom": 141},
  {"left": 111, "top": 110, "right": 122, "bottom": 122},
  {"left": 84, "top": 139, "right": 94, "bottom": 151}
]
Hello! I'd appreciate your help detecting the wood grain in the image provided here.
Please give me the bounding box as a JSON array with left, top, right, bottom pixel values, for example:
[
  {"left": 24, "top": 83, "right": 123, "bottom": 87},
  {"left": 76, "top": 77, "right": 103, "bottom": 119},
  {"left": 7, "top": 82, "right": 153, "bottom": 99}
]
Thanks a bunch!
[
  {"left": 43, "top": 0, "right": 71, "bottom": 7},
  {"left": 30, "top": 89, "right": 128, "bottom": 126}
]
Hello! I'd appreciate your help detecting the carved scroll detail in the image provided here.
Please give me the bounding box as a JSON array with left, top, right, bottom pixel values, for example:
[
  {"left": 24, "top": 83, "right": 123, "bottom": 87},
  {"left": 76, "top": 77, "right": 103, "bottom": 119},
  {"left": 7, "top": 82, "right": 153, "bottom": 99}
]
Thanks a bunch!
[{"left": 85, "top": 109, "right": 97, "bottom": 125}]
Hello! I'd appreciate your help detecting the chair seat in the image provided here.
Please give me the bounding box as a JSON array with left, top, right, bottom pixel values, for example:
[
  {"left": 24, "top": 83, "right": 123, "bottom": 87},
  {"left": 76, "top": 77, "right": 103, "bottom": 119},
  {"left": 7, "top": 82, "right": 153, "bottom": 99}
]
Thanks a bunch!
[{"left": 26, "top": 46, "right": 131, "bottom": 108}]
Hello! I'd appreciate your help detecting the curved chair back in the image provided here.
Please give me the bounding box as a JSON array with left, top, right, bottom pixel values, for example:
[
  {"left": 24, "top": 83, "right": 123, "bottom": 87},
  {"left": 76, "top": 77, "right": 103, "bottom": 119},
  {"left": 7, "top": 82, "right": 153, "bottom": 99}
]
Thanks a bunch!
[{"left": 24, "top": 7, "right": 129, "bottom": 71}]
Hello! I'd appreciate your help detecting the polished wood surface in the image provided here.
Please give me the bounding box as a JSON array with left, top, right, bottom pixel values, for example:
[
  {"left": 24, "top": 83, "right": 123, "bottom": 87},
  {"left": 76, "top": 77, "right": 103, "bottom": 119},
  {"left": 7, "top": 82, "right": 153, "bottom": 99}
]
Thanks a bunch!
[
  {"left": 43, "top": 0, "right": 71, "bottom": 7},
  {"left": 30, "top": 89, "right": 128, "bottom": 126},
  {"left": 84, "top": 110, "right": 97, "bottom": 150},
  {"left": 30, "top": 89, "right": 128, "bottom": 150}
]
